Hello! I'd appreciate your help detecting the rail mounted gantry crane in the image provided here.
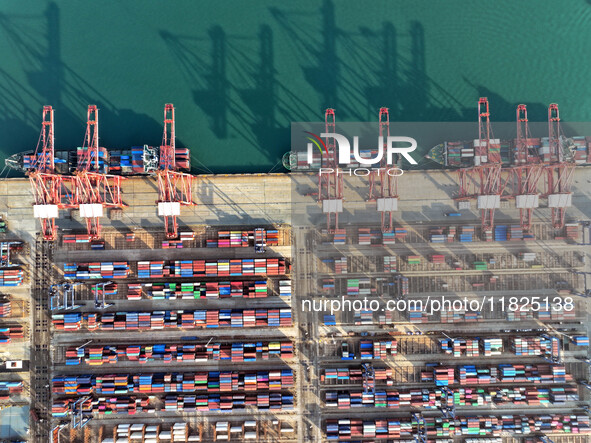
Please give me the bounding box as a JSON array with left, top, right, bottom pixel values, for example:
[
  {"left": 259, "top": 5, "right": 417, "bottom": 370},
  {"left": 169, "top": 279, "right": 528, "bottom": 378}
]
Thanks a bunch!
[
  {"left": 512, "top": 104, "right": 544, "bottom": 233},
  {"left": 74, "top": 105, "right": 125, "bottom": 240},
  {"left": 156, "top": 104, "right": 194, "bottom": 238},
  {"left": 368, "top": 107, "right": 398, "bottom": 232},
  {"left": 542, "top": 104, "right": 576, "bottom": 229},
  {"left": 28, "top": 106, "right": 72, "bottom": 241},
  {"left": 318, "top": 108, "right": 343, "bottom": 233}
]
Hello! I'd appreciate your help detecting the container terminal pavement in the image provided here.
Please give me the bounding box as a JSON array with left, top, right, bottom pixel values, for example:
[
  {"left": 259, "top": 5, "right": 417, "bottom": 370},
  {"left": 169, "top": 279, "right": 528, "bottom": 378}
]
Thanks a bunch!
[
  {"left": 1, "top": 168, "right": 591, "bottom": 443},
  {"left": 2, "top": 169, "right": 591, "bottom": 233}
]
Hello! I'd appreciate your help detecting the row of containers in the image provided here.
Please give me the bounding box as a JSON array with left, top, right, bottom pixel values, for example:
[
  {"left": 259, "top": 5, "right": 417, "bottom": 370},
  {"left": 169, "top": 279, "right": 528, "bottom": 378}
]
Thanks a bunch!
[
  {"left": 206, "top": 230, "right": 280, "bottom": 248},
  {"left": 99, "top": 420, "right": 294, "bottom": 443},
  {"left": 325, "top": 415, "right": 590, "bottom": 439},
  {"left": 324, "top": 300, "right": 578, "bottom": 326},
  {"left": 326, "top": 228, "right": 406, "bottom": 246},
  {"left": 0, "top": 268, "right": 24, "bottom": 287},
  {"left": 321, "top": 256, "right": 401, "bottom": 275},
  {"left": 101, "top": 422, "right": 199, "bottom": 443},
  {"left": 332, "top": 252, "right": 570, "bottom": 272},
  {"left": 0, "top": 326, "right": 24, "bottom": 343},
  {"left": 324, "top": 385, "right": 578, "bottom": 409},
  {"left": 94, "top": 280, "right": 291, "bottom": 300},
  {"left": 323, "top": 363, "right": 571, "bottom": 386},
  {"left": 142, "top": 280, "right": 290, "bottom": 300},
  {"left": 330, "top": 223, "right": 581, "bottom": 245},
  {"left": 63, "top": 259, "right": 289, "bottom": 279},
  {"left": 52, "top": 309, "right": 293, "bottom": 330},
  {"left": 321, "top": 270, "right": 574, "bottom": 297},
  {"left": 430, "top": 225, "right": 535, "bottom": 243},
  {"left": 52, "top": 392, "right": 295, "bottom": 416},
  {"left": 439, "top": 336, "right": 574, "bottom": 358},
  {"left": 0, "top": 381, "right": 23, "bottom": 397},
  {"left": 52, "top": 369, "right": 295, "bottom": 395},
  {"left": 336, "top": 335, "right": 581, "bottom": 361},
  {"left": 64, "top": 341, "right": 294, "bottom": 366},
  {"left": 0, "top": 299, "right": 10, "bottom": 318},
  {"left": 29, "top": 145, "right": 190, "bottom": 175}
]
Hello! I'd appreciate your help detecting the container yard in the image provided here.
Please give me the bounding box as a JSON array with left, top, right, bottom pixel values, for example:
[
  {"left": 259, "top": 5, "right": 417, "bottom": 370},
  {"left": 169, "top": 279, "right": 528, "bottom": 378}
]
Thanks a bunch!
[{"left": 0, "top": 104, "right": 590, "bottom": 443}]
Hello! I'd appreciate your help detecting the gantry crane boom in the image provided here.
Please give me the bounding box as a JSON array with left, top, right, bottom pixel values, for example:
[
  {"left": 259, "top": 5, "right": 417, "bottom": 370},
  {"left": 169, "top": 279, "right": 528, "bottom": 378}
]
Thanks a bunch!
[
  {"left": 368, "top": 108, "right": 398, "bottom": 232},
  {"left": 318, "top": 108, "right": 343, "bottom": 233},
  {"left": 156, "top": 104, "right": 194, "bottom": 238},
  {"left": 512, "top": 104, "right": 544, "bottom": 232},
  {"left": 543, "top": 104, "right": 576, "bottom": 229},
  {"left": 456, "top": 98, "right": 507, "bottom": 234},
  {"left": 74, "top": 105, "right": 124, "bottom": 240},
  {"left": 28, "top": 106, "right": 70, "bottom": 241}
]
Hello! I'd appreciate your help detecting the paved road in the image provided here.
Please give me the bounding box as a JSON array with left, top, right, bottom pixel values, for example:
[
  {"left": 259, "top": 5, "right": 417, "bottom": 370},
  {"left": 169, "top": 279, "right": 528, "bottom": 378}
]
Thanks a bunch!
[{"left": 29, "top": 239, "right": 52, "bottom": 443}]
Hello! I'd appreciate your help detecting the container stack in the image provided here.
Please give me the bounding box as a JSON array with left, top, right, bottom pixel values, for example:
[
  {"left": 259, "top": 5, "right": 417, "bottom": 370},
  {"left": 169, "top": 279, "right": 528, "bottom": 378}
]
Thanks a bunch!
[
  {"left": 126, "top": 283, "right": 141, "bottom": 300},
  {"left": 144, "top": 280, "right": 269, "bottom": 300},
  {"left": 511, "top": 336, "right": 554, "bottom": 356},
  {"left": 519, "top": 252, "right": 537, "bottom": 262},
  {"left": 334, "top": 257, "right": 347, "bottom": 274},
  {"left": 459, "top": 226, "right": 474, "bottom": 242},
  {"left": 382, "top": 231, "right": 395, "bottom": 245},
  {"left": 0, "top": 269, "right": 23, "bottom": 286},
  {"left": 333, "top": 229, "right": 346, "bottom": 245},
  {"left": 358, "top": 228, "right": 371, "bottom": 245},
  {"left": 429, "top": 227, "right": 445, "bottom": 243},
  {"left": 353, "top": 310, "right": 373, "bottom": 326},
  {"left": 0, "top": 300, "right": 11, "bottom": 318},
  {"left": 64, "top": 262, "right": 129, "bottom": 279},
  {"left": 481, "top": 338, "right": 502, "bottom": 356},
  {"left": 509, "top": 225, "right": 523, "bottom": 240},
  {"left": 398, "top": 277, "right": 409, "bottom": 296},
  {"left": 0, "top": 326, "right": 23, "bottom": 342},
  {"left": 572, "top": 336, "right": 589, "bottom": 346},
  {"left": 446, "top": 226, "right": 457, "bottom": 242},
  {"left": 52, "top": 313, "right": 82, "bottom": 331},
  {"left": 383, "top": 256, "right": 397, "bottom": 272},
  {"left": 57, "top": 309, "right": 293, "bottom": 331},
  {"left": 394, "top": 227, "right": 407, "bottom": 241},
  {"left": 481, "top": 228, "right": 493, "bottom": 242},
  {"left": 473, "top": 261, "right": 488, "bottom": 271},
  {"left": 55, "top": 370, "right": 294, "bottom": 395},
  {"left": 430, "top": 254, "right": 445, "bottom": 265},
  {"left": 63, "top": 234, "right": 95, "bottom": 244},
  {"left": 565, "top": 223, "right": 580, "bottom": 241},
  {"left": 434, "top": 367, "right": 455, "bottom": 386},
  {"left": 447, "top": 142, "right": 463, "bottom": 166},
  {"left": 406, "top": 255, "right": 421, "bottom": 265},
  {"left": 279, "top": 280, "right": 291, "bottom": 297},
  {"left": 494, "top": 225, "right": 508, "bottom": 241},
  {"left": 216, "top": 230, "right": 250, "bottom": 248}
]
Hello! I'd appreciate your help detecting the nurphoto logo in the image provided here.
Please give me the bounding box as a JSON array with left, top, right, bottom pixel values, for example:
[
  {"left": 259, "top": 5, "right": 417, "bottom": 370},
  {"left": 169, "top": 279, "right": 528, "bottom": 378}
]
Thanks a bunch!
[{"left": 305, "top": 131, "right": 419, "bottom": 177}]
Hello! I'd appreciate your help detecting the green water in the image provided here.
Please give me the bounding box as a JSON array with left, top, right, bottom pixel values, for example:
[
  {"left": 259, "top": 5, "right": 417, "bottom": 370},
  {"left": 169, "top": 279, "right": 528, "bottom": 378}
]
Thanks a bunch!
[{"left": 1, "top": 0, "right": 591, "bottom": 173}]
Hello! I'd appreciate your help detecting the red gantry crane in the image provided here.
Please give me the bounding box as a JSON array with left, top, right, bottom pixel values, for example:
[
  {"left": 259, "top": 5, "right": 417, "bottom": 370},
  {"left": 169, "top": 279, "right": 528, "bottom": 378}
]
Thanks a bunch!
[
  {"left": 28, "top": 106, "right": 70, "bottom": 241},
  {"left": 74, "top": 105, "right": 125, "bottom": 240},
  {"left": 156, "top": 104, "right": 194, "bottom": 238},
  {"left": 457, "top": 97, "right": 506, "bottom": 233},
  {"left": 318, "top": 108, "right": 343, "bottom": 233},
  {"left": 368, "top": 107, "right": 398, "bottom": 232},
  {"left": 512, "top": 104, "right": 544, "bottom": 233},
  {"left": 542, "top": 104, "right": 576, "bottom": 229}
]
